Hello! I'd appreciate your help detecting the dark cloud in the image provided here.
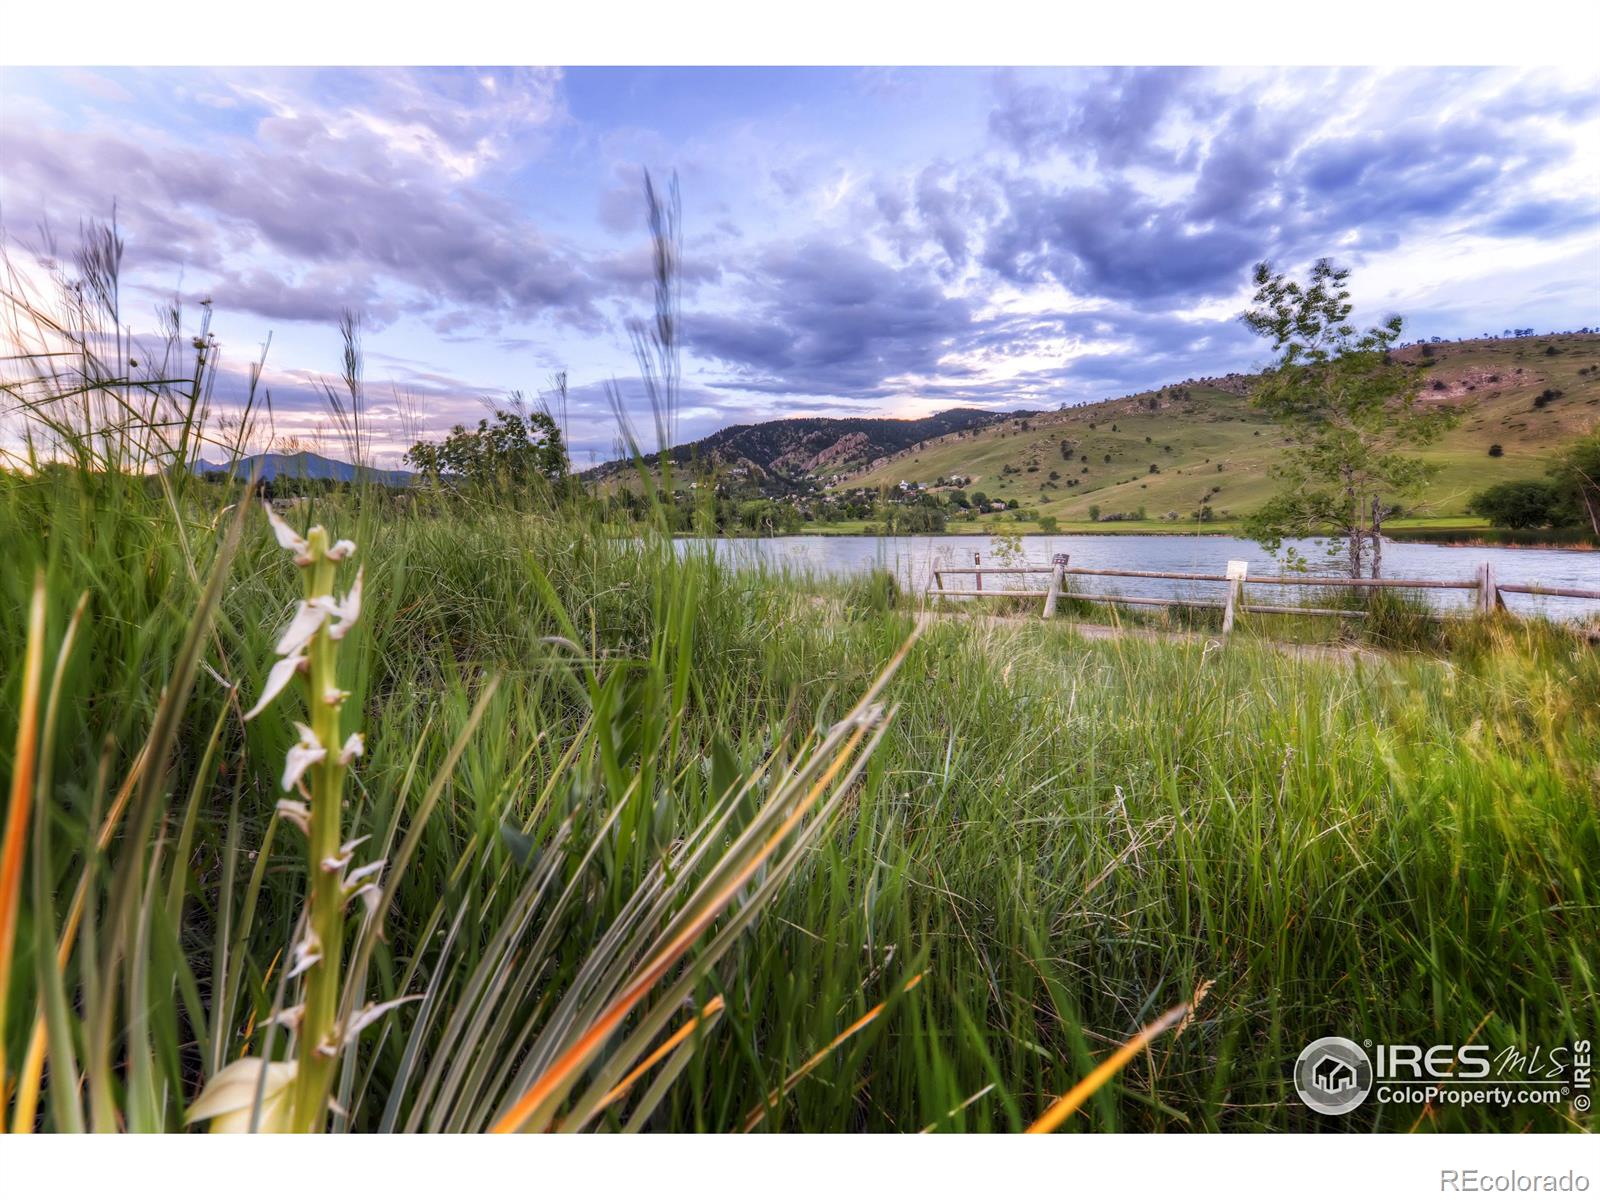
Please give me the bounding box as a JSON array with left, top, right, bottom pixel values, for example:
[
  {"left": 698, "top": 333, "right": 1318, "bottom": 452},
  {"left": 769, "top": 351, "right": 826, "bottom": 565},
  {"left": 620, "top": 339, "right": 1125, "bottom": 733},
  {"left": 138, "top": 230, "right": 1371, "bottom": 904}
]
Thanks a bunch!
[
  {"left": 989, "top": 68, "right": 1201, "bottom": 169},
  {"left": 686, "top": 240, "right": 977, "bottom": 398},
  {"left": 1291, "top": 118, "right": 1548, "bottom": 232},
  {"left": 0, "top": 70, "right": 609, "bottom": 333},
  {"left": 982, "top": 178, "right": 1261, "bottom": 302},
  {"left": 975, "top": 76, "right": 1585, "bottom": 306},
  {"left": 1481, "top": 197, "right": 1600, "bottom": 239}
]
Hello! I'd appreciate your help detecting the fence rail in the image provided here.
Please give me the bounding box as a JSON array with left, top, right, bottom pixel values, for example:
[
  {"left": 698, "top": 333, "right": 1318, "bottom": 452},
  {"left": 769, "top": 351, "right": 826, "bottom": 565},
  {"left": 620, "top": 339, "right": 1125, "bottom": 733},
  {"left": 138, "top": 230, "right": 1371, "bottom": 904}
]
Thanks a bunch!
[{"left": 926, "top": 551, "right": 1600, "bottom": 631}]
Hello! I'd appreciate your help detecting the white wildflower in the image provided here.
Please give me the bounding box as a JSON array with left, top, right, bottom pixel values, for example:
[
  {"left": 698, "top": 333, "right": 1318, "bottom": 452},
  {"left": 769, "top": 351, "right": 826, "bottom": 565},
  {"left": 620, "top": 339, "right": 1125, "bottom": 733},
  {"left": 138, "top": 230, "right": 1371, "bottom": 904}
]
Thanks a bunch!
[
  {"left": 325, "top": 538, "right": 358, "bottom": 561},
  {"left": 282, "top": 722, "right": 326, "bottom": 793},
  {"left": 326, "top": 568, "right": 364, "bottom": 641},
  {"left": 287, "top": 930, "right": 322, "bottom": 980},
  {"left": 343, "top": 859, "right": 385, "bottom": 890},
  {"left": 338, "top": 732, "right": 365, "bottom": 765},
  {"left": 268, "top": 1004, "right": 304, "bottom": 1031},
  {"left": 274, "top": 798, "right": 311, "bottom": 836},
  {"left": 241, "top": 654, "right": 306, "bottom": 722},
  {"left": 262, "top": 504, "right": 312, "bottom": 563},
  {"left": 342, "top": 995, "right": 422, "bottom": 1044},
  {"left": 184, "top": 1057, "right": 298, "bottom": 1134},
  {"left": 275, "top": 598, "right": 334, "bottom": 658}
]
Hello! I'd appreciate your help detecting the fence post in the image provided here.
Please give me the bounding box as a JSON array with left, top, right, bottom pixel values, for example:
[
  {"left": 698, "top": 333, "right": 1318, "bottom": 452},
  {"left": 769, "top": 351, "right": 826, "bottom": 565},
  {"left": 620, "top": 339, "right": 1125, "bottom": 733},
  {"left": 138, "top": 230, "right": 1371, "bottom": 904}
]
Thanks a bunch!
[
  {"left": 974, "top": 550, "right": 982, "bottom": 593},
  {"left": 1222, "top": 559, "right": 1249, "bottom": 635},
  {"left": 1042, "top": 553, "right": 1068, "bottom": 619},
  {"left": 1477, "top": 561, "right": 1497, "bottom": 616},
  {"left": 932, "top": 556, "right": 944, "bottom": 595}
]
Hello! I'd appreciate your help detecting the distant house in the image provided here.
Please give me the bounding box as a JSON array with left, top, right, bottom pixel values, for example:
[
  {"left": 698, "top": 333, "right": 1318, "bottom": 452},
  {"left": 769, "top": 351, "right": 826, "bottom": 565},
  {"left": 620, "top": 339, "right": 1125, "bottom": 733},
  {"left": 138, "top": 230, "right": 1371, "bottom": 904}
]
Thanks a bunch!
[{"left": 990, "top": 501, "right": 1006, "bottom": 512}]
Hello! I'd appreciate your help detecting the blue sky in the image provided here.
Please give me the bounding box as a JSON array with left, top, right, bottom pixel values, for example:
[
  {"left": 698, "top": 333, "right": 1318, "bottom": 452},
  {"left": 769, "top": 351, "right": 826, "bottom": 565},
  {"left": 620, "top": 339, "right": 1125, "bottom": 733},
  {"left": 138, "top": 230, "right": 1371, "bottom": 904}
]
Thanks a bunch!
[{"left": 3, "top": 65, "right": 1598, "bottom": 464}]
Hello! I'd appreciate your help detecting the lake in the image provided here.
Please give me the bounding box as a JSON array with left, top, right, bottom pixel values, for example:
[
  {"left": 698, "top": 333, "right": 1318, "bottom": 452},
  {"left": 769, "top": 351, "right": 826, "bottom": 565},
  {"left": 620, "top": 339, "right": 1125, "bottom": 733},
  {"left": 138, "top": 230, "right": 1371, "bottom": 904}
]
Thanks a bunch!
[{"left": 678, "top": 534, "right": 1600, "bottom": 620}]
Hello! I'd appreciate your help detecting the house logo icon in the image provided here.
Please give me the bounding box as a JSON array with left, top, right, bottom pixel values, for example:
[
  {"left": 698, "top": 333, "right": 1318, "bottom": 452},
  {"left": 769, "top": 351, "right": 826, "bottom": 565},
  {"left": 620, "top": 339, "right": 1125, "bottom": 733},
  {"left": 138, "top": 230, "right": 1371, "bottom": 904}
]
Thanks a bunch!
[
  {"left": 1294, "top": 1037, "right": 1373, "bottom": 1116},
  {"left": 1313, "top": 1055, "right": 1355, "bottom": 1092}
]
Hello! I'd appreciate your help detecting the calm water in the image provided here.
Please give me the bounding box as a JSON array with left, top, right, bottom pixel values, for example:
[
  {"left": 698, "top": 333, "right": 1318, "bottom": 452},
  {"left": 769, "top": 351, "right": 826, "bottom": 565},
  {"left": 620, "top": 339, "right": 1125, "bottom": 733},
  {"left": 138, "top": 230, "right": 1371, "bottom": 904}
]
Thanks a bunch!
[{"left": 678, "top": 534, "right": 1600, "bottom": 620}]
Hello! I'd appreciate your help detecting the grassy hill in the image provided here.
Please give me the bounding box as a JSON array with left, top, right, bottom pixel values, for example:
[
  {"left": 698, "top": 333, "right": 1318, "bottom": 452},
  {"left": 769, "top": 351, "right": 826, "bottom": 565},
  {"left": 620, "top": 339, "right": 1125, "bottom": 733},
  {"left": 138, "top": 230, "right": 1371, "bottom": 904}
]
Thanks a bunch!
[{"left": 840, "top": 333, "right": 1600, "bottom": 533}]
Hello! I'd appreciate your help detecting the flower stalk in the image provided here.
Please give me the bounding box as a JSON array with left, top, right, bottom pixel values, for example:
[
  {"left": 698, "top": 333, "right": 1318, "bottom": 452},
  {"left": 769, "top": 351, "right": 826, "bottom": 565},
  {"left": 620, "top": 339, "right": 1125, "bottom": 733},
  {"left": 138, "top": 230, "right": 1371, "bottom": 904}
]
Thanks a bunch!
[
  {"left": 288, "top": 524, "right": 349, "bottom": 1129},
  {"left": 191, "top": 506, "right": 371, "bottom": 1133}
]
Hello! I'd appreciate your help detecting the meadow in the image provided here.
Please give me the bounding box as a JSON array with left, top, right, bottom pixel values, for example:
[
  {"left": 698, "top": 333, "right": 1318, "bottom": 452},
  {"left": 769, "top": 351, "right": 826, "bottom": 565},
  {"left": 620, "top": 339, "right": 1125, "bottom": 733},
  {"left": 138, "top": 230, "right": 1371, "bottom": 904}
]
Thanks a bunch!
[{"left": 3, "top": 460, "right": 1597, "bottom": 1132}]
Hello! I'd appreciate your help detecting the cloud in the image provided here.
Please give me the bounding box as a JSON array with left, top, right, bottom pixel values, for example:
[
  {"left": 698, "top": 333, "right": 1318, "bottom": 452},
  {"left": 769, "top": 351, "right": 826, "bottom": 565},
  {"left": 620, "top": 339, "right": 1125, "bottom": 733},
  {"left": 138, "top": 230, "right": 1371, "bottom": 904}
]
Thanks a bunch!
[
  {"left": 988, "top": 68, "right": 1201, "bottom": 169},
  {"left": 1480, "top": 197, "right": 1600, "bottom": 240},
  {"left": 686, "top": 239, "right": 977, "bottom": 397},
  {"left": 0, "top": 68, "right": 612, "bottom": 334},
  {"left": 3, "top": 64, "right": 1597, "bottom": 464}
]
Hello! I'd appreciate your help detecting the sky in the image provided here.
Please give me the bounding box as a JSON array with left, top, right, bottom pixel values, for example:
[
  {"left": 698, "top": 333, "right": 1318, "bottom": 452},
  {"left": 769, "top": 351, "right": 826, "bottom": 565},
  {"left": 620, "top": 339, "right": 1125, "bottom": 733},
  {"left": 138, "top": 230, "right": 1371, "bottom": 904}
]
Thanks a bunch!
[{"left": 2, "top": 65, "right": 1598, "bottom": 465}]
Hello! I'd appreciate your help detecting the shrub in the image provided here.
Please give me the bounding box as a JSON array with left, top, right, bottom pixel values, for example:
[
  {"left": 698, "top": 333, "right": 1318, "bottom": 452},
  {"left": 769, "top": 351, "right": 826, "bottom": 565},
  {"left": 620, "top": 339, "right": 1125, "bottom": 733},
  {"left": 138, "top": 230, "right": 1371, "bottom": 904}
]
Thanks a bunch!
[
  {"left": 843, "top": 566, "right": 900, "bottom": 617},
  {"left": 1487, "top": 444, "right": 1504, "bottom": 457},
  {"left": 1356, "top": 587, "right": 1445, "bottom": 652},
  {"left": 1468, "top": 479, "right": 1563, "bottom": 528}
]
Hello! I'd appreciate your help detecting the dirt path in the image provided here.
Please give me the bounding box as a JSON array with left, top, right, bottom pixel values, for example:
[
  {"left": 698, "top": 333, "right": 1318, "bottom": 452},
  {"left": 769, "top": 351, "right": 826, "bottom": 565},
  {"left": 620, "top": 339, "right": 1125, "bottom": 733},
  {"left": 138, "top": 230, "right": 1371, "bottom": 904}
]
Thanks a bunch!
[{"left": 917, "top": 607, "right": 1386, "bottom": 665}]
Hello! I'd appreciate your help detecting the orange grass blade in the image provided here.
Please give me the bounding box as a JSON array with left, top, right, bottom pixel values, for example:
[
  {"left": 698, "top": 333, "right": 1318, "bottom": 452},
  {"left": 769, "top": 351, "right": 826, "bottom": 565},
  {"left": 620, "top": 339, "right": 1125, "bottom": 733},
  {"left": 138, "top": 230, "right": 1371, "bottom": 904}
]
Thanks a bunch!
[
  {"left": 8, "top": 590, "right": 87, "bottom": 1132},
  {"left": 490, "top": 625, "right": 923, "bottom": 1135},
  {"left": 594, "top": 995, "right": 725, "bottom": 1115},
  {"left": 0, "top": 571, "right": 47, "bottom": 1110},
  {"left": 742, "top": 973, "right": 924, "bottom": 1132},
  {"left": 10, "top": 742, "right": 147, "bottom": 1133},
  {"left": 1025, "top": 1002, "right": 1190, "bottom": 1133},
  {"left": 490, "top": 722, "right": 871, "bottom": 1133}
]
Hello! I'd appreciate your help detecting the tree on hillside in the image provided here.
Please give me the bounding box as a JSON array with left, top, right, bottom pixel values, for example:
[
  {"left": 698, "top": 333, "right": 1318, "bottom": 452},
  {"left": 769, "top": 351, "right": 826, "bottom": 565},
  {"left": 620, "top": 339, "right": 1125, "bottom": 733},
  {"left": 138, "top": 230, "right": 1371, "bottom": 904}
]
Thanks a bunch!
[
  {"left": 1551, "top": 431, "right": 1600, "bottom": 536},
  {"left": 405, "top": 403, "right": 569, "bottom": 495},
  {"left": 1467, "top": 435, "right": 1600, "bottom": 534},
  {"left": 1239, "top": 259, "right": 1460, "bottom": 577},
  {"left": 1468, "top": 480, "right": 1564, "bottom": 529}
]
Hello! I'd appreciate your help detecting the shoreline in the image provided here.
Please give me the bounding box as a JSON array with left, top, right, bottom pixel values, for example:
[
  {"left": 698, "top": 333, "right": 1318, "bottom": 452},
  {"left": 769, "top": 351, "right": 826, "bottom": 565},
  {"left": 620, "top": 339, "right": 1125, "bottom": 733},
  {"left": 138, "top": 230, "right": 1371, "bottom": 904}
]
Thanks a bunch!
[{"left": 719, "top": 528, "right": 1597, "bottom": 551}]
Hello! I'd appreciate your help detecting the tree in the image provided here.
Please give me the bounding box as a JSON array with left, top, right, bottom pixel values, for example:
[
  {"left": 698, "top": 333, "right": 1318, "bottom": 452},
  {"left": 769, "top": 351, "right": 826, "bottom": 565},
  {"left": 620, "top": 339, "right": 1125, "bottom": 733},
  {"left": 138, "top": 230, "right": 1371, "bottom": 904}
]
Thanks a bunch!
[
  {"left": 405, "top": 406, "right": 568, "bottom": 495},
  {"left": 1239, "top": 259, "right": 1459, "bottom": 578},
  {"left": 1037, "top": 515, "right": 1060, "bottom": 533},
  {"left": 1088, "top": 503, "right": 1101, "bottom": 522},
  {"left": 1551, "top": 431, "right": 1600, "bottom": 536},
  {"left": 1468, "top": 480, "right": 1563, "bottom": 528}
]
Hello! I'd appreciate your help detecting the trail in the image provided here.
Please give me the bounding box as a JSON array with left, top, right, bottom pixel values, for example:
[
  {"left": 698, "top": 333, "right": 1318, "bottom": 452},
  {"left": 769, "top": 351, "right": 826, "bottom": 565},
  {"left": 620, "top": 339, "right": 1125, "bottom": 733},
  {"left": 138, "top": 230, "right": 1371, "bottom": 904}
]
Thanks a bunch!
[{"left": 917, "top": 606, "right": 1387, "bottom": 665}]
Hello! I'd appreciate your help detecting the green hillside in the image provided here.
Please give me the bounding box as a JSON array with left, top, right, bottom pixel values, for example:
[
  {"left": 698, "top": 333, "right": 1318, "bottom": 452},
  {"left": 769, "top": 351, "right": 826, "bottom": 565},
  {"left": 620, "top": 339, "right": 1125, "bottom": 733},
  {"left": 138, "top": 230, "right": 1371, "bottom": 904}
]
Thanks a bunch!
[{"left": 840, "top": 333, "right": 1600, "bottom": 533}]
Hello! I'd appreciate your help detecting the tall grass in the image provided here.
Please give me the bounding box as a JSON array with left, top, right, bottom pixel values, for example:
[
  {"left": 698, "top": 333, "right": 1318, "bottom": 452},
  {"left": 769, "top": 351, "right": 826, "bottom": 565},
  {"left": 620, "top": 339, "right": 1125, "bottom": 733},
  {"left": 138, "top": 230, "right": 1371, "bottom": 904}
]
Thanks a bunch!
[
  {"left": 4, "top": 462, "right": 1595, "bottom": 1131},
  {"left": 2, "top": 223, "right": 1596, "bottom": 1134}
]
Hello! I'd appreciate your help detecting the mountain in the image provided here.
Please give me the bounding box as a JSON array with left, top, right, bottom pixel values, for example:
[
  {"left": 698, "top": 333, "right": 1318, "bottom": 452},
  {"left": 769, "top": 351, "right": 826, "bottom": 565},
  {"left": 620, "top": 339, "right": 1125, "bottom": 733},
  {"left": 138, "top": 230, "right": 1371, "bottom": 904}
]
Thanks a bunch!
[
  {"left": 194, "top": 450, "right": 412, "bottom": 487},
  {"left": 592, "top": 408, "right": 1018, "bottom": 480},
  {"left": 840, "top": 333, "right": 1600, "bottom": 524}
]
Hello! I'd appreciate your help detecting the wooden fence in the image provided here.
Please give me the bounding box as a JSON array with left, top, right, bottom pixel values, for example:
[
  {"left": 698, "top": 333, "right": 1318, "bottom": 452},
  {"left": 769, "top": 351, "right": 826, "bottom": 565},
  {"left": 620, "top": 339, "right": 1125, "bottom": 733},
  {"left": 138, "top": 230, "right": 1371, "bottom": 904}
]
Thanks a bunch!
[{"left": 928, "top": 552, "right": 1600, "bottom": 632}]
